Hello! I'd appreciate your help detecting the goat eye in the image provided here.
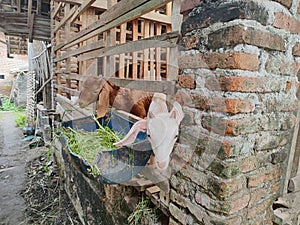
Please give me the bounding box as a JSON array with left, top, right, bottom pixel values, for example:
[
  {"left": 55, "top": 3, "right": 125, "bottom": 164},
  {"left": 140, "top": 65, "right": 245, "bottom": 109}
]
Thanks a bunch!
[
  {"left": 174, "top": 135, "right": 178, "bottom": 139},
  {"left": 147, "top": 134, "right": 151, "bottom": 138}
]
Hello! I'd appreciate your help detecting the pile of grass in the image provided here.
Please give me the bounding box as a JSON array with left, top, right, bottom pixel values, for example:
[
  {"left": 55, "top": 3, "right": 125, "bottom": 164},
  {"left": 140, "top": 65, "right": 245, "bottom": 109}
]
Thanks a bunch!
[{"left": 61, "top": 120, "right": 122, "bottom": 177}]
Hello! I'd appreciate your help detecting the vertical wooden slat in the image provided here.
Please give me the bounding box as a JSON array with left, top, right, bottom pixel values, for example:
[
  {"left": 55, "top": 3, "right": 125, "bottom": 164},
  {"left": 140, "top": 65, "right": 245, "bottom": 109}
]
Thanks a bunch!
[
  {"left": 167, "top": 0, "right": 181, "bottom": 82},
  {"left": 149, "top": 23, "right": 155, "bottom": 80},
  {"left": 132, "top": 19, "right": 138, "bottom": 79},
  {"left": 143, "top": 20, "right": 150, "bottom": 79},
  {"left": 65, "top": 3, "right": 71, "bottom": 99},
  {"left": 155, "top": 23, "right": 162, "bottom": 81},
  {"left": 118, "top": 23, "right": 127, "bottom": 78}
]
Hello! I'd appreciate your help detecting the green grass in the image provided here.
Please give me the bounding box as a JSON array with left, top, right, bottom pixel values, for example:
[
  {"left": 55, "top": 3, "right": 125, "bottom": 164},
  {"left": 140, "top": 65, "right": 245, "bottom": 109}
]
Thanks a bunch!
[
  {"left": 127, "top": 195, "right": 160, "bottom": 225},
  {"left": 61, "top": 120, "right": 123, "bottom": 177},
  {"left": 15, "top": 113, "right": 26, "bottom": 128},
  {"left": 0, "top": 97, "right": 25, "bottom": 112}
]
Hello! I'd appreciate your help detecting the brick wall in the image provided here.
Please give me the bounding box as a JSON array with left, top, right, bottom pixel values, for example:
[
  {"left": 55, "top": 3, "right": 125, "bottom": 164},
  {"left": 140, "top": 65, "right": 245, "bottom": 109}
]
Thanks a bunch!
[
  {"left": 170, "top": 0, "right": 300, "bottom": 224},
  {"left": 0, "top": 32, "right": 28, "bottom": 96}
]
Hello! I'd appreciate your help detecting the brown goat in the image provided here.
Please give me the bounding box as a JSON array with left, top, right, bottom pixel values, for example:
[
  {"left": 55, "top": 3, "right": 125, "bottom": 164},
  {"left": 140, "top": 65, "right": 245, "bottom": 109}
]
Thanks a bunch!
[{"left": 78, "top": 76, "right": 153, "bottom": 118}]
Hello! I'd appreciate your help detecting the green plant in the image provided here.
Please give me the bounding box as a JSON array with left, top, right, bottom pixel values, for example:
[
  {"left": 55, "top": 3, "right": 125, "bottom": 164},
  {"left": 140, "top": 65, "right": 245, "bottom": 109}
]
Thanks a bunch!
[
  {"left": 127, "top": 195, "right": 160, "bottom": 225},
  {"left": 15, "top": 113, "right": 26, "bottom": 128},
  {"left": 0, "top": 97, "right": 25, "bottom": 112}
]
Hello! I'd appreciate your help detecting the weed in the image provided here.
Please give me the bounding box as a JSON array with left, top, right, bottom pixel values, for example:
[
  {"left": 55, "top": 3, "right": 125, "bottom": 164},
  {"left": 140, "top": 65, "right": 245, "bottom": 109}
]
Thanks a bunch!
[
  {"left": 127, "top": 195, "right": 160, "bottom": 225},
  {"left": 15, "top": 112, "right": 26, "bottom": 128},
  {"left": 0, "top": 97, "right": 25, "bottom": 112}
]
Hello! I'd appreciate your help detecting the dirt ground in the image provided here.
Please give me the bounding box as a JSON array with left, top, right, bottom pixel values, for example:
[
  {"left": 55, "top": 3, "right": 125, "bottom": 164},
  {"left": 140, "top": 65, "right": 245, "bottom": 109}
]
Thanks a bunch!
[{"left": 0, "top": 111, "right": 81, "bottom": 225}]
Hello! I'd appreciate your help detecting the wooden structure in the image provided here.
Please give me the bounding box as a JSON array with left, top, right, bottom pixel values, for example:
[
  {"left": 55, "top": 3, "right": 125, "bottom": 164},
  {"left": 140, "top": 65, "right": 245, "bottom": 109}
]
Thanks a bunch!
[
  {"left": 0, "top": 0, "right": 51, "bottom": 41},
  {"left": 51, "top": 0, "right": 181, "bottom": 120}
]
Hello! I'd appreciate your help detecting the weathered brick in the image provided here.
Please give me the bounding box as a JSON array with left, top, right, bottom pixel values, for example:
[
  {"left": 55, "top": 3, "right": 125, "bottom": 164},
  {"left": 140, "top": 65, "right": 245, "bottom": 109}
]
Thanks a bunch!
[
  {"left": 181, "top": 35, "right": 200, "bottom": 50},
  {"left": 195, "top": 190, "right": 250, "bottom": 215},
  {"left": 208, "top": 25, "right": 285, "bottom": 51},
  {"left": 179, "top": 52, "right": 259, "bottom": 71},
  {"left": 263, "top": 94, "right": 298, "bottom": 113},
  {"left": 208, "top": 159, "right": 242, "bottom": 179},
  {"left": 266, "top": 52, "right": 300, "bottom": 76},
  {"left": 177, "top": 92, "right": 255, "bottom": 114},
  {"left": 247, "top": 197, "right": 275, "bottom": 220},
  {"left": 255, "top": 131, "right": 292, "bottom": 151},
  {"left": 177, "top": 74, "right": 196, "bottom": 89},
  {"left": 241, "top": 156, "right": 261, "bottom": 173},
  {"left": 182, "top": 1, "right": 269, "bottom": 33},
  {"left": 293, "top": 42, "right": 300, "bottom": 56},
  {"left": 218, "top": 137, "right": 254, "bottom": 159},
  {"left": 202, "top": 116, "right": 260, "bottom": 136},
  {"left": 206, "top": 76, "right": 265, "bottom": 93},
  {"left": 273, "top": 0, "right": 293, "bottom": 8},
  {"left": 247, "top": 166, "right": 282, "bottom": 188},
  {"left": 273, "top": 12, "right": 300, "bottom": 34},
  {"left": 208, "top": 175, "right": 247, "bottom": 200}
]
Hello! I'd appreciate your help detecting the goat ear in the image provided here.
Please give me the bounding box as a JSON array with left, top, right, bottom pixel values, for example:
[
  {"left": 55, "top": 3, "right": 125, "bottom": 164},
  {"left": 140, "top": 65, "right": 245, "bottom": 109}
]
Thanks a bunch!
[
  {"left": 114, "top": 119, "right": 147, "bottom": 146},
  {"left": 169, "top": 101, "right": 184, "bottom": 124},
  {"left": 97, "top": 81, "right": 111, "bottom": 118}
]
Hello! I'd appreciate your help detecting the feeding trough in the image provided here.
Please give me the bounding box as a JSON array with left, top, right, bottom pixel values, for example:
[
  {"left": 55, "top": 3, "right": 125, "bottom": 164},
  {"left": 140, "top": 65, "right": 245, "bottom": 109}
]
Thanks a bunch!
[{"left": 59, "top": 110, "right": 153, "bottom": 184}]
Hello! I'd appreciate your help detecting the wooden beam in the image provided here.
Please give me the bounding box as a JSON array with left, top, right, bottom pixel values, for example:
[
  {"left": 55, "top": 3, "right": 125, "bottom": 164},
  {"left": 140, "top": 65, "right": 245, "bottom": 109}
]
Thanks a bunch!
[
  {"left": 53, "top": 4, "right": 78, "bottom": 33},
  {"left": 108, "top": 78, "right": 176, "bottom": 95},
  {"left": 77, "top": 31, "right": 178, "bottom": 61},
  {"left": 52, "top": 2, "right": 63, "bottom": 19},
  {"left": 53, "top": 39, "right": 105, "bottom": 62},
  {"left": 69, "top": 0, "right": 96, "bottom": 24},
  {"left": 28, "top": 12, "right": 35, "bottom": 43},
  {"left": 53, "top": 0, "right": 107, "bottom": 10}
]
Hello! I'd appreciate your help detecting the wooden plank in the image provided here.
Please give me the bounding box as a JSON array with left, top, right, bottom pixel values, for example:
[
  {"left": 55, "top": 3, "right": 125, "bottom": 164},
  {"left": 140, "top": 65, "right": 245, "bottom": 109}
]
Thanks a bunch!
[
  {"left": 60, "top": 0, "right": 173, "bottom": 50},
  {"left": 53, "top": 39, "right": 105, "bottom": 62},
  {"left": 52, "top": 2, "right": 63, "bottom": 19},
  {"left": 28, "top": 12, "right": 35, "bottom": 43},
  {"left": 118, "top": 23, "right": 127, "bottom": 78},
  {"left": 108, "top": 78, "right": 175, "bottom": 95},
  {"left": 53, "top": 0, "right": 107, "bottom": 10},
  {"left": 149, "top": 22, "right": 155, "bottom": 80},
  {"left": 55, "top": 84, "right": 80, "bottom": 96},
  {"left": 132, "top": 20, "right": 138, "bottom": 79},
  {"left": 56, "top": 94, "right": 93, "bottom": 118},
  {"left": 69, "top": 0, "right": 96, "bottom": 24},
  {"left": 284, "top": 102, "right": 300, "bottom": 194},
  {"left": 156, "top": 23, "right": 162, "bottom": 80},
  {"left": 77, "top": 32, "right": 178, "bottom": 62},
  {"left": 53, "top": 4, "right": 78, "bottom": 33}
]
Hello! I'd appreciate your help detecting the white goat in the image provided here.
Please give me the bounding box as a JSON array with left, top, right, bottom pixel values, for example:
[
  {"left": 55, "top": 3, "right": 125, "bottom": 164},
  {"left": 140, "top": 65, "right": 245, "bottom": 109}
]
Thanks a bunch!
[{"left": 114, "top": 93, "right": 184, "bottom": 171}]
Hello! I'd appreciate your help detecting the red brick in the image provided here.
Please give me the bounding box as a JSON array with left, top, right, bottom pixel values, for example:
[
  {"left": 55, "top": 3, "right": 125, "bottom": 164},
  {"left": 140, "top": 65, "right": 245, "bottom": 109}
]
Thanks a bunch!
[
  {"left": 273, "top": 12, "right": 300, "bottom": 34},
  {"left": 205, "top": 76, "right": 266, "bottom": 93},
  {"left": 176, "top": 92, "right": 255, "bottom": 114},
  {"left": 177, "top": 74, "right": 196, "bottom": 89},
  {"left": 247, "top": 166, "right": 282, "bottom": 188},
  {"left": 182, "top": 35, "right": 200, "bottom": 50},
  {"left": 208, "top": 25, "right": 285, "bottom": 51},
  {"left": 179, "top": 52, "right": 259, "bottom": 71},
  {"left": 273, "top": 0, "right": 293, "bottom": 8},
  {"left": 293, "top": 42, "right": 300, "bottom": 56}
]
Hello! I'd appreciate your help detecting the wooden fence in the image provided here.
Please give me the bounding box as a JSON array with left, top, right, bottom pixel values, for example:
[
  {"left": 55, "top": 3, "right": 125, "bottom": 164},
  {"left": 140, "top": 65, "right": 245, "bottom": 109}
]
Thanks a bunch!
[{"left": 51, "top": 0, "right": 182, "bottom": 119}]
